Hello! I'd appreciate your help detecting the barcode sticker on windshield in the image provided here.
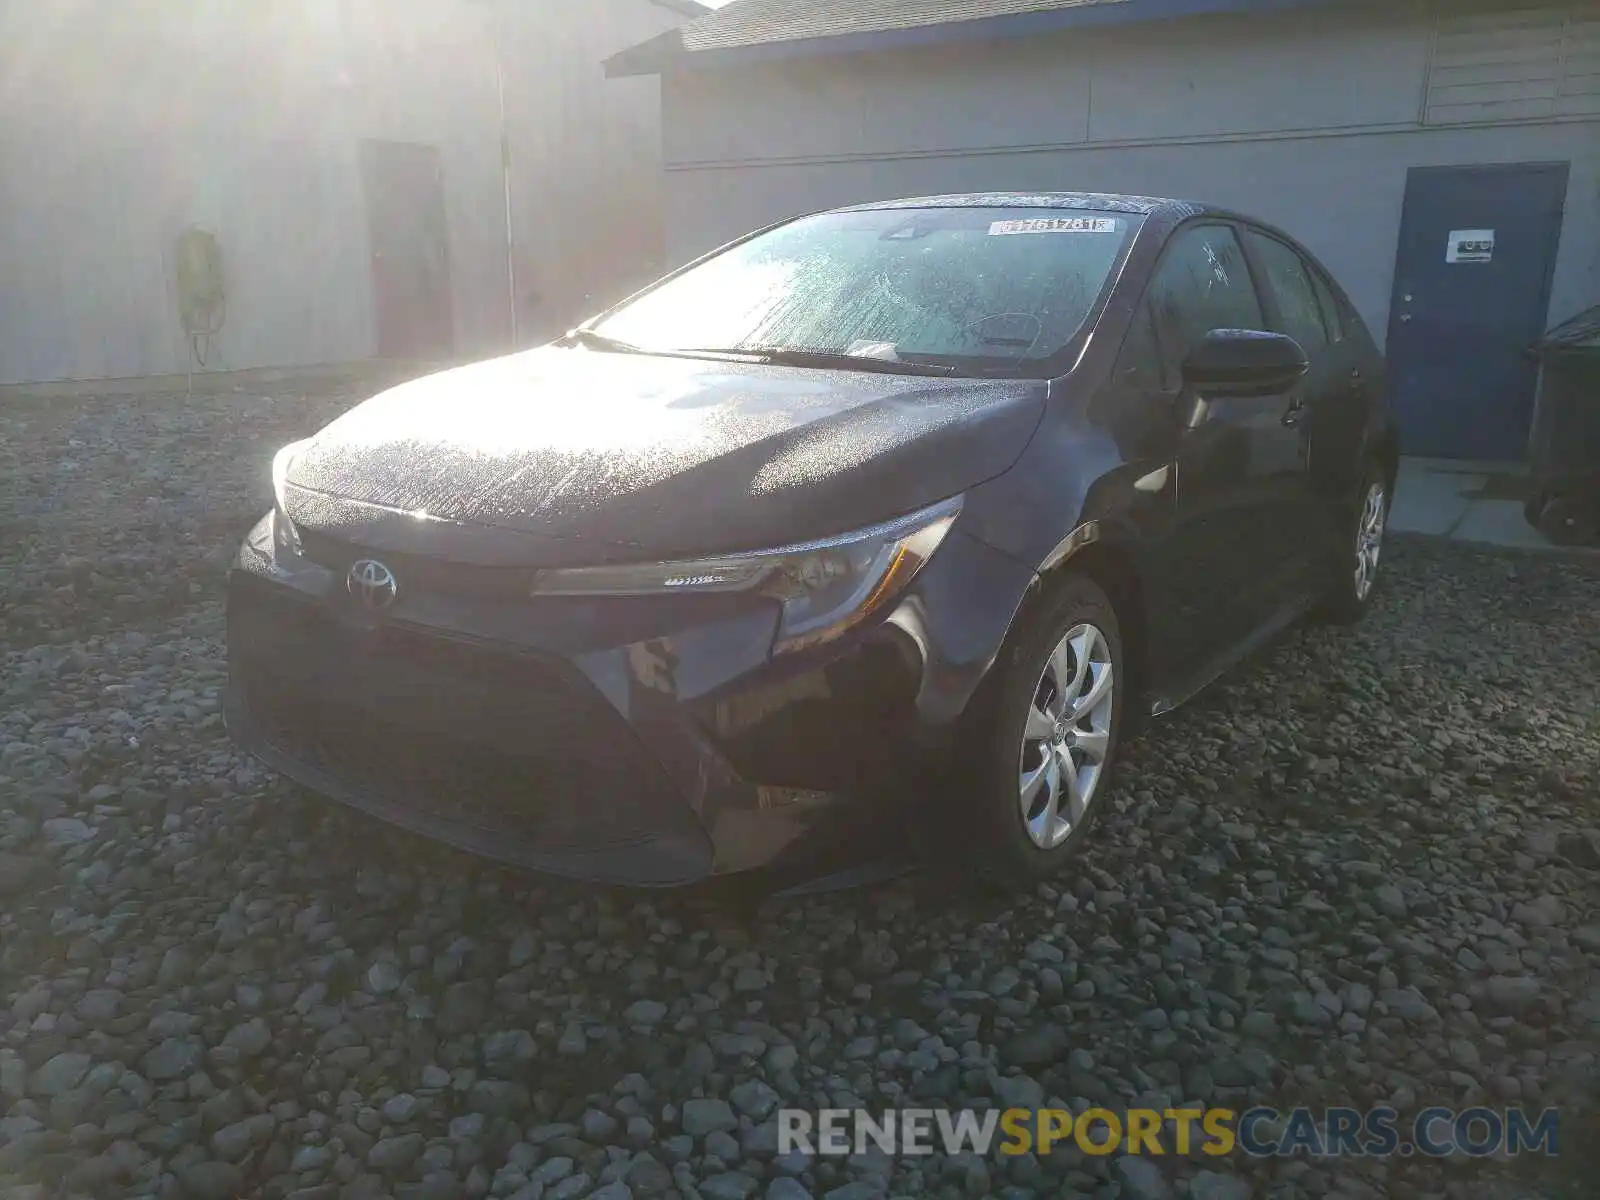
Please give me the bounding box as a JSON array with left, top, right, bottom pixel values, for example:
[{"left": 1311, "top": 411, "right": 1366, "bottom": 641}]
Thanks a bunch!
[{"left": 989, "top": 217, "right": 1119, "bottom": 235}]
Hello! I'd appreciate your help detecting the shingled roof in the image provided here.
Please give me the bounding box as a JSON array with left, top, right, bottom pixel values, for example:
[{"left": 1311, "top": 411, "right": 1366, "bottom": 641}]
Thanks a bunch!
[
  {"left": 606, "top": 0, "right": 1343, "bottom": 75},
  {"left": 657, "top": 0, "right": 1118, "bottom": 52}
]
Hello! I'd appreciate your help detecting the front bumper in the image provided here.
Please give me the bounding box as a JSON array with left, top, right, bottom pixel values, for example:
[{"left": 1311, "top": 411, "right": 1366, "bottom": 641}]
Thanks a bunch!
[{"left": 225, "top": 515, "right": 1036, "bottom": 886}]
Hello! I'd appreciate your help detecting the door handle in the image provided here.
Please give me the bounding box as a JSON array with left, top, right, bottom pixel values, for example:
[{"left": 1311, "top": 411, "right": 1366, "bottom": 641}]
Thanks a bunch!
[
  {"left": 1398, "top": 313, "right": 1412, "bottom": 323},
  {"left": 1282, "top": 400, "right": 1305, "bottom": 427}
]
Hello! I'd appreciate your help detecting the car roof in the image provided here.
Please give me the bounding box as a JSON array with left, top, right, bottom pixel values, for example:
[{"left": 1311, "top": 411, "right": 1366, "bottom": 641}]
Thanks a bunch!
[{"left": 833, "top": 191, "right": 1205, "bottom": 218}]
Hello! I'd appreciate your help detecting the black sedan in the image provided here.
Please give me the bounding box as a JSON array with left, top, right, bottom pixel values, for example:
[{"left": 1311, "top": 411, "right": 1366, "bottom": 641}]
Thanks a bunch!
[{"left": 227, "top": 192, "right": 1397, "bottom": 889}]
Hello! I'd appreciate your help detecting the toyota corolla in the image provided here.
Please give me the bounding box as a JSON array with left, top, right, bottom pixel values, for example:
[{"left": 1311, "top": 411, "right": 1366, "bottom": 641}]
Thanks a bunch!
[{"left": 227, "top": 192, "right": 1397, "bottom": 889}]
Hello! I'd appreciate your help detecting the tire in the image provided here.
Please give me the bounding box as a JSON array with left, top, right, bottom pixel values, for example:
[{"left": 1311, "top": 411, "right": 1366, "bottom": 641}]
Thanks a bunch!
[
  {"left": 961, "top": 573, "right": 1125, "bottom": 885},
  {"left": 1537, "top": 494, "right": 1598, "bottom": 547},
  {"left": 1319, "top": 457, "right": 1389, "bottom": 625},
  {"left": 1523, "top": 488, "right": 1548, "bottom": 529}
]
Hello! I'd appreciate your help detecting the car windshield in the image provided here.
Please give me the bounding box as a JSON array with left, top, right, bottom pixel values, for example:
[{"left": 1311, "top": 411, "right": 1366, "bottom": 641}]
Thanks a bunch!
[{"left": 588, "top": 206, "right": 1141, "bottom": 375}]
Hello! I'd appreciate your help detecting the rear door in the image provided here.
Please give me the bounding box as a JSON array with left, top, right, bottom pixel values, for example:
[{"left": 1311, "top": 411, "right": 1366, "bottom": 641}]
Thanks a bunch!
[{"left": 1240, "top": 228, "right": 1353, "bottom": 557}]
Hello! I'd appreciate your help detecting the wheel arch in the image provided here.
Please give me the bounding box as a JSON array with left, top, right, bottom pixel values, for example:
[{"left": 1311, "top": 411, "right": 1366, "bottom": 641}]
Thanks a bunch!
[
  {"left": 1035, "top": 525, "right": 1151, "bottom": 727},
  {"left": 1369, "top": 417, "right": 1401, "bottom": 495}
]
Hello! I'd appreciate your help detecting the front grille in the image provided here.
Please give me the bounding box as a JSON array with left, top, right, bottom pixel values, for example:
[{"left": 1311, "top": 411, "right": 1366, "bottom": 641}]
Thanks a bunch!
[
  {"left": 229, "top": 577, "right": 681, "bottom": 851},
  {"left": 300, "top": 530, "right": 538, "bottom": 599}
]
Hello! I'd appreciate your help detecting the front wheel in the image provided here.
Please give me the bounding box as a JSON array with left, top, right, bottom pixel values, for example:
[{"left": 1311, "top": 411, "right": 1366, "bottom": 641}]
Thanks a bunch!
[
  {"left": 961, "top": 574, "right": 1125, "bottom": 884},
  {"left": 1319, "top": 460, "right": 1389, "bottom": 624}
]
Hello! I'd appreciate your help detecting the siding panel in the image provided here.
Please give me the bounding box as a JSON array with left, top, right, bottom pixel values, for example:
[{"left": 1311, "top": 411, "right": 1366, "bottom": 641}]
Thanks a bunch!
[
  {"left": 1425, "top": 5, "right": 1596, "bottom": 125},
  {"left": 1559, "top": 15, "right": 1600, "bottom": 114}
]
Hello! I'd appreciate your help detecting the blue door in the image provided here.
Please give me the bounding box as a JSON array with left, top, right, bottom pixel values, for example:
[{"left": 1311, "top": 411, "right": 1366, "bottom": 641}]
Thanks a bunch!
[{"left": 1386, "top": 163, "right": 1567, "bottom": 460}]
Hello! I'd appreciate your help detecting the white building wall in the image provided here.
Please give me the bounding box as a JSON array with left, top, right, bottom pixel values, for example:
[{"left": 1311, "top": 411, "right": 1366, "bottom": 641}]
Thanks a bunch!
[
  {"left": 0, "top": 0, "right": 689, "bottom": 385},
  {"left": 500, "top": 0, "right": 691, "bottom": 338},
  {"left": 658, "top": 4, "right": 1600, "bottom": 346}
]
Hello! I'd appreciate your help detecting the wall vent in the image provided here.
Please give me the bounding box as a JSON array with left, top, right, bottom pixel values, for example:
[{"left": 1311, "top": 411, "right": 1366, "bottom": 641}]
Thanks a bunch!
[{"left": 1426, "top": 5, "right": 1600, "bottom": 124}]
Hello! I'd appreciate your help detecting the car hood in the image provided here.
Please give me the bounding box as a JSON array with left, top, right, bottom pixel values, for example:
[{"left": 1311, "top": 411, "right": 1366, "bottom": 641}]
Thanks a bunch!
[{"left": 282, "top": 347, "right": 1045, "bottom": 563}]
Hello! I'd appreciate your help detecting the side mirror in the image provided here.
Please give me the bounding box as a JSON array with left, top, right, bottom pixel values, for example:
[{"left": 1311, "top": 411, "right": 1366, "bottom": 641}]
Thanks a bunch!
[{"left": 1181, "top": 329, "right": 1309, "bottom": 398}]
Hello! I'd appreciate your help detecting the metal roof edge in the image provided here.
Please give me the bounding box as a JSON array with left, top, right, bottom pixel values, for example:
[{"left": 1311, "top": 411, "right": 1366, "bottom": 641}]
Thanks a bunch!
[
  {"left": 607, "top": 0, "right": 1346, "bottom": 77},
  {"left": 645, "top": 0, "right": 711, "bottom": 17}
]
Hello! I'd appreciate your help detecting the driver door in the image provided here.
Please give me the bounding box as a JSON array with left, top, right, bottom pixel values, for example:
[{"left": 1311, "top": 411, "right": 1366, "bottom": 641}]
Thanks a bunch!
[{"left": 1134, "top": 223, "right": 1311, "bottom": 682}]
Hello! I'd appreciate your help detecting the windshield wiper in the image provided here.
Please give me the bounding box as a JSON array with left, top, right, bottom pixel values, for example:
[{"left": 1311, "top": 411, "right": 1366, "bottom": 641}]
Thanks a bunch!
[
  {"left": 684, "top": 347, "right": 960, "bottom": 377},
  {"left": 563, "top": 332, "right": 963, "bottom": 377},
  {"left": 558, "top": 328, "right": 648, "bottom": 354}
]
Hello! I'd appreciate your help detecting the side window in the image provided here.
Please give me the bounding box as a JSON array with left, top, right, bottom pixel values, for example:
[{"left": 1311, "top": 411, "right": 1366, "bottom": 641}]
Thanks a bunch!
[
  {"left": 1243, "top": 230, "right": 1328, "bottom": 352},
  {"left": 1310, "top": 270, "right": 1345, "bottom": 343},
  {"left": 1146, "top": 225, "right": 1264, "bottom": 378},
  {"left": 1114, "top": 301, "right": 1168, "bottom": 392}
]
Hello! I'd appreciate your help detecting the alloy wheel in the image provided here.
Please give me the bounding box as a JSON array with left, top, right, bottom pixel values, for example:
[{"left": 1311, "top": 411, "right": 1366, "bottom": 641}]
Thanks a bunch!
[
  {"left": 1018, "top": 623, "right": 1115, "bottom": 850},
  {"left": 1354, "top": 482, "right": 1387, "bottom": 601}
]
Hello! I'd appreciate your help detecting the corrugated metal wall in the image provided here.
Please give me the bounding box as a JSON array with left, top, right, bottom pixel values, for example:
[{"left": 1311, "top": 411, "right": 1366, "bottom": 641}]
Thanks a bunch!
[{"left": 0, "top": 0, "right": 687, "bottom": 385}]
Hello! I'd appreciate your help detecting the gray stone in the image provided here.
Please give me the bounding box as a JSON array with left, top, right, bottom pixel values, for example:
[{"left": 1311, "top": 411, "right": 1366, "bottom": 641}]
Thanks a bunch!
[
  {"left": 682, "top": 1098, "right": 738, "bottom": 1137},
  {"left": 437, "top": 982, "right": 489, "bottom": 1036},
  {"left": 467, "top": 1080, "right": 529, "bottom": 1117},
  {"left": 366, "top": 961, "right": 402, "bottom": 995},
  {"left": 733, "top": 967, "right": 767, "bottom": 993},
  {"left": 1557, "top": 832, "right": 1600, "bottom": 869},
  {"left": 1188, "top": 1171, "right": 1253, "bottom": 1200},
  {"left": 1484, "top": 976, "right": 1541, "bottom": 1014},
  {"left": 581, "top": 1108, "right": 619, "bottom": 1139},
  {"left": 143, "top": 1037, "right": 203, "bottom": 1081},
  {"left": 623, "top": 999, "right": 668, "bottom": 1026},
  {"left": 1113, "top": 1155, "right": 1173, "bottom": 1200},
  {"left": 178, "top": 1161, "right": 245, "bottom": 1200},
  {"left": 0, "top": 852, "right": 39, "bottom": 898},
  {"left": 222, "top": 1018, "right": 273, "bottom": 1057},
  {"left": 1002, "top": 1024, "right": 1068, "bottom": 1067},
  {"left": 730, "top": 1078, "right": 780, "bottom": 1120},
  {"left": 1511, "top": 895, "right": 1565, "bottom": 928},
  {"left": 291, "top": 1144, "right": 334, "bottom": 1173},
  {"left": 211, "top": 1114, "right": 274, "bottom": 1161},
  {"left": 382, "top": 1092, "right": 423, "bottom": 1123},
  {"left": 483, "top": 1029, "right": 537, "bottom": 1071},
  {"left": 557, "top": 1022, "right": 587, "bottom": 1057},
  {"left": 993, "top": 1074, "right": 1044, "bottom": 1109},
  {"left": 75, "top": 989, "right": 121, "bottom": 1022},
  {"left": 531, "top": 1157, "right": 575, "bottom": 1185},
  {"left": 29, "top": 1051, "right": 92, "bottom": 1098},
  {"left": 701, "top": 1173, "right": 758, "bottom": 1200},
  {"left": 1372, "top": 884, "right": 1407, "bottom": 917},
  {"left": 1379, "top": 987, "right": 1438, "bottom": 1023},
  {"left": 42, "top": 817, "right": 95, "bottom": 844},
  {"left": 368, "top": 1133, "right": 426, "bottom": 1171},
  {"left": 548, "top": 1175, "right": 594, "bottom": 1200},
  {"left": 1167, "top": 929, "right": 1203, "bottom": 962}
]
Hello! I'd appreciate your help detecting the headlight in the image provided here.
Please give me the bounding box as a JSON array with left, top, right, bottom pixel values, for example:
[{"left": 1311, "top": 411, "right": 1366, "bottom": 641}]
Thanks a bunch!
[
  {"left": 270, "top": 441, "right": 308, "bottom": 558},
  {"left": 531, "top": 496, "right": 962, "bottom": 654}
]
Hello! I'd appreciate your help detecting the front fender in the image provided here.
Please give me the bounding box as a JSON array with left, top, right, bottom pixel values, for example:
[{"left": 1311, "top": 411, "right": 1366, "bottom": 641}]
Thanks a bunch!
[{"left": 886, "top": 529, "right": 1039, "bottom": 730}]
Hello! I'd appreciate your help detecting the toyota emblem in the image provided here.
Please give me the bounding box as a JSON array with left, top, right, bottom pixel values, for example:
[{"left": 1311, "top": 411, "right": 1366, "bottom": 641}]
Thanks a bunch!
[{"left": 347, "top": 559, "right": 399, "bottom": 612}]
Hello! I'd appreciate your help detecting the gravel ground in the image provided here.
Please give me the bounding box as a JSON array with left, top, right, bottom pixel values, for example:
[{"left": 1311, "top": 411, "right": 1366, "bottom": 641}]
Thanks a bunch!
[{"left": 1, "top": 379, "right": 1597, "bottom": 1200}]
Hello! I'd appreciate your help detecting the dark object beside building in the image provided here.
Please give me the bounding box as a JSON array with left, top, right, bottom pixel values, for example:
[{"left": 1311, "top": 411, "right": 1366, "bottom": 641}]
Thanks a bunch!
[{"left": 1527, "top": 306, "right": 1600, "bottom": 546}]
